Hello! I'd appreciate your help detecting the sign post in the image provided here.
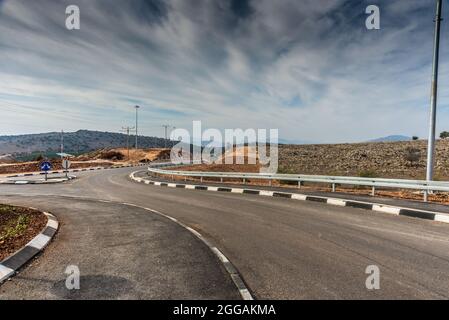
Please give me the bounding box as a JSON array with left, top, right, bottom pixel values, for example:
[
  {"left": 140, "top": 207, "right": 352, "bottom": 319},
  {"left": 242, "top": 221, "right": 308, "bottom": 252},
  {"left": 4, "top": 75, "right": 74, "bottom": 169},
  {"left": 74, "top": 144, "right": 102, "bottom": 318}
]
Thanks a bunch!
[{"left": 62, "top": 159, "right": 71, "bottom": 178}]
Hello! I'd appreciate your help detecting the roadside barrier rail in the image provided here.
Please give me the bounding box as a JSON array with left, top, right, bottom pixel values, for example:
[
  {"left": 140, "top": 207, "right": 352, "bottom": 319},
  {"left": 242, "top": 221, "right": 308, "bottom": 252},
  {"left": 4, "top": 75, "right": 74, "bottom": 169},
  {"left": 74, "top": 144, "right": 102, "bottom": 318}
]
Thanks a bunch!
[{"left": 147, "top": 165, "right": 449, "bottom": 201}]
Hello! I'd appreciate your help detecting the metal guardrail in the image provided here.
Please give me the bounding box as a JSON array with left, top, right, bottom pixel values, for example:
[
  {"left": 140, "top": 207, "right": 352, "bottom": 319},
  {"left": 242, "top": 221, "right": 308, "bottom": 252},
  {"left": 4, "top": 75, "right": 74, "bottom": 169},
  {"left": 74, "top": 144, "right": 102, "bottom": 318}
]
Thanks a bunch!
[{"left": 147, "top": 165, "right": 449, "bottom": 201}]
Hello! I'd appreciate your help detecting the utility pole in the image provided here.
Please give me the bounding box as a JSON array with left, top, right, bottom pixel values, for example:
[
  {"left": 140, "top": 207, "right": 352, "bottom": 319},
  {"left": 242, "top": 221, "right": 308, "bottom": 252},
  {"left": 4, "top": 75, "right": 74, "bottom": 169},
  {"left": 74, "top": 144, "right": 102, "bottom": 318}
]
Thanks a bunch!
[
  {"left": 121, "top": 126, "right": 135, "bottom": 160},
  {"left": 135, "top": 105, "right": 140, "bottom": 150},
  {"left": 426, "top": 0, "right": 443, "bottom": 185},
  {"left": 60, "top": 130, "right": 64, "bottom": 155},
  {"left": 162, "top": 124, "right": 171, "bottom": 148}
]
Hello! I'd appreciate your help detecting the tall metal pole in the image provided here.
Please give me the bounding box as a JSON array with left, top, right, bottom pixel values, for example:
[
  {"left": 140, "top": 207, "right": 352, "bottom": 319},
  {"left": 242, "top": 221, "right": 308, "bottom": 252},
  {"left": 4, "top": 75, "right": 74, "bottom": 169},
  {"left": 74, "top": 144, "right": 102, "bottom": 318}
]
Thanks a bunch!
[
  {"left": 162, "top": 124, "right": 170, "bottom": 148},
  {"left": 121, "top": 126, "right": 135, "bottom": 161},
  {"left": 426, "top": 0, "right": 443, "bottom": 183},
  {"left": 135, "top": 105, "right": 140, "bottom": 150}
]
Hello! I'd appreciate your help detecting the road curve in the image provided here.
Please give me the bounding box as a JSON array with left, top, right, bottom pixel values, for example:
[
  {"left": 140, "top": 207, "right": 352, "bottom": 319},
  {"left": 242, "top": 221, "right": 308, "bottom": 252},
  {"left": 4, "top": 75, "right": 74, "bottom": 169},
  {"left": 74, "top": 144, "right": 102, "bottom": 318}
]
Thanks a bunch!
[
  {"left": 0, "top": 195, "right": 240, "bottom": 299},
  {"left": 1, "top": 167, "right": 449, "bottom": 299}
]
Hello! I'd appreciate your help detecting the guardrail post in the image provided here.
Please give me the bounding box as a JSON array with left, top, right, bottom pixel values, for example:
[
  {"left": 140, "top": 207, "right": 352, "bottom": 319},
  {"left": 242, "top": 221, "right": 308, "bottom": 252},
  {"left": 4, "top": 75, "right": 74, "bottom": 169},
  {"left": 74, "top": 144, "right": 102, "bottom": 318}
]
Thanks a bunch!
[
  {"left": 332, "top": 183, "right": 336, "bottom": 192},
  {"left": 371, "top": 186, "right": 375, "bottom": 196},
  {"left": 243, "top": 178, "right": 246, "bottom": 184},
  {"left": 220, "top": 177, "right": 223, "bottom": 183},
  {"left": 424, "top": 190, "right": 428, "bottom": 202},
  {"left": 269, "top": 179, "right": 272, "bottom": 186},
  {"left": 201, "top": 176, "right": 203, "bottom": 183},
  {"left": 298, "top": 181, "right": 301, "bottom": 189}
]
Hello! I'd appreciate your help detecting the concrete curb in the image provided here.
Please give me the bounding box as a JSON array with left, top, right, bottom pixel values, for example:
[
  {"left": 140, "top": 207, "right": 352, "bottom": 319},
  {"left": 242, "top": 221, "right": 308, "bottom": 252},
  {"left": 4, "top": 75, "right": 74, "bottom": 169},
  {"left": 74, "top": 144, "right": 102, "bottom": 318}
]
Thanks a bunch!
[
  {"left": 130, "top": 171, "right": 449, "bottom": 225},
  {"left": 0, "top": 211, "right": 59, "bottom": 284},
  {"left": 0, "top": 176, "right": 77, "bottom": 185},
  {"left": 3, "top": 163, "right": 147, "bottom": 179}
]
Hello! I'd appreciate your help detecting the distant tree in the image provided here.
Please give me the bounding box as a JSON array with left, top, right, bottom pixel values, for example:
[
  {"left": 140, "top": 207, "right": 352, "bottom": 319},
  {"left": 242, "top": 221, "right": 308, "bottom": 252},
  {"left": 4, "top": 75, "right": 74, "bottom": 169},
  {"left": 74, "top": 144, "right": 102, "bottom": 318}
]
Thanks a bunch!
[
  {"left": 412, "top": 136, "right": 419, "bottom": 141},
  {"left": 404, "top": 147, "right": 421, "bottom": 167},
  {"left": 440, "top": 131, "right": 449, "bottom": 139}
]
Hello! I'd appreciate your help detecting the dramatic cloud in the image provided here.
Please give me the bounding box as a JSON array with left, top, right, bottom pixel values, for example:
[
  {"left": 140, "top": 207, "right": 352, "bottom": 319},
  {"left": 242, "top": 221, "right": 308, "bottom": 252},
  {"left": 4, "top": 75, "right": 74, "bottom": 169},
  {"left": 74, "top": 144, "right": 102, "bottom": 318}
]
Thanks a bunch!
[{"left": 0, "top": 0, "right": 448, "bottom": 142}]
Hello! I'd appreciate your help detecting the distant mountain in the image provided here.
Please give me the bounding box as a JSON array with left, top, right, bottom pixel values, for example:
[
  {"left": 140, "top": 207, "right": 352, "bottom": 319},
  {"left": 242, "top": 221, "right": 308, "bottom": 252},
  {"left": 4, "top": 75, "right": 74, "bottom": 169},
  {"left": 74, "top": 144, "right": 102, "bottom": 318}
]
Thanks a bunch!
[
  {"left": 0, "top": 130, "right": 177, "bottom": 155},
  {"left": 368, "top": 135, "right": 412, "bottom": 142}
]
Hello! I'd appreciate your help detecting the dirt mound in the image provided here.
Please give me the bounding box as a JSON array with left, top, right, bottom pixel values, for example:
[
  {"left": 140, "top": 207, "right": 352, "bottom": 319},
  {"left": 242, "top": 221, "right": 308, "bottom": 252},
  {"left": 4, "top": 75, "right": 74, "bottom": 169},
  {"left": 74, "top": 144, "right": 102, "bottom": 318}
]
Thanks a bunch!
[{"left": 76, "top": 148, "right": 170, "bottom": 163}]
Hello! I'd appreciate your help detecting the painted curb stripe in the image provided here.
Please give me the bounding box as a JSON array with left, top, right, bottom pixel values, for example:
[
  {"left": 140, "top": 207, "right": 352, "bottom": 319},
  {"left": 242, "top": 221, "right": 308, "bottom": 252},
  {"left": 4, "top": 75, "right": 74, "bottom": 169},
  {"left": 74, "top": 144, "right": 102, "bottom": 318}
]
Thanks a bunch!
[
  {"left": 273, "top": 192, "right": 292, "bottom": 198},
  {"left": 1, "top": 246, "right": 40, "bottom": 270},
  {"left": 27, "top": 234, "right": 51, "bottom": 250},
  {"left": 306, "top": 196, "right": 327, "bottom": 203},
  {"left": 345, "top": 201, "right": 373, "bottom": 210},
  {"left": 399, "top": 209, "right": 435, "bottom": 220},
  {"left": 0, "top": 265, "right": 14, "bottom": 282},
  {"left": 243, "top": 189, "right": 260, "bottom": 195},
  {"left": 372, "top": 205, "right": 400, "bottom": 215},
  {"left": 42, "top": 226, "right": 57, "bottom": 238},
  {"left": 327, "top": 198, "right": 346, "bottom": 206},
  {"left": 435, "top": 214, "right": 449, "bottom": 223},
  {"left": 130, "top": 173, "right": 449, "bottom": 225}
]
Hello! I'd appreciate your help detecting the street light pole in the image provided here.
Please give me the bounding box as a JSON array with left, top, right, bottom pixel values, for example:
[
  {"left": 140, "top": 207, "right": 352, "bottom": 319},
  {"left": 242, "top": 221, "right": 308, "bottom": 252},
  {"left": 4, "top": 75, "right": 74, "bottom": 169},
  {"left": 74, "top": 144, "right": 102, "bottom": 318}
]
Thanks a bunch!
[
  {"left": 135, "top": 105, "right": 140, "bottom": 150},
  {"left": 425, "top": 0, "right": 443, "bottom": 201}
]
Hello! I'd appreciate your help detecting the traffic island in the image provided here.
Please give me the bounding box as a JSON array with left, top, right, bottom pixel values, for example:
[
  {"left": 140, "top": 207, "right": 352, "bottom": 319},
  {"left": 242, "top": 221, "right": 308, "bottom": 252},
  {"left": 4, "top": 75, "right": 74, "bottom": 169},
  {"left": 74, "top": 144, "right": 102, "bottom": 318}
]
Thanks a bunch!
[
  {"left": 0, "top": 175, "right": 76, "bottom": 185},
  {"left": 0, "top": 205, "right": 58, "bottom": 283}
]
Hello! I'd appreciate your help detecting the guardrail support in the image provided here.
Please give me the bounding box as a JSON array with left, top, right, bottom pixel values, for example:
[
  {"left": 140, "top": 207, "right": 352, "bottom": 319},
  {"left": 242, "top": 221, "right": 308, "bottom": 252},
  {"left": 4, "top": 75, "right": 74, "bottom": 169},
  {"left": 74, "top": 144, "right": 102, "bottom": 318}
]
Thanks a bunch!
[
  {"left": 298, "top": 181, "right": 302, "bottom": 189},
  {"left": 371, "top": 186, "right": 375, "bottom": 196},
  {"left": 332, "top": 183, "right": 336, "bottom": 192},
  {"left": 243, "top": 178, "right": 246, "bottom": 184},
  {"left": 269, "top": 179, "right": 272, "bottom": 186},
  {"left": 424, "top": 190, "right": 428, "bottom": 202}
]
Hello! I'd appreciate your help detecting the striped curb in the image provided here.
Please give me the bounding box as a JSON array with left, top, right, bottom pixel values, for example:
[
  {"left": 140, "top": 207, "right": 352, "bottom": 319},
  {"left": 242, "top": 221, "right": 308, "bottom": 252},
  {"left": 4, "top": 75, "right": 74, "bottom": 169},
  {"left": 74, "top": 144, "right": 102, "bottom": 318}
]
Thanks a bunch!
[
  {"left": 129, "top": 171, "right": 449, "bottom": 225},
  {"left": 0, "top": 211, "right": 59, "bottom": 284},
  {"left": 4, "top": 163, "right": 147, "bottom": 178},
  {"left": 0, "top": 176, "right": 77, "bottom": 185}
]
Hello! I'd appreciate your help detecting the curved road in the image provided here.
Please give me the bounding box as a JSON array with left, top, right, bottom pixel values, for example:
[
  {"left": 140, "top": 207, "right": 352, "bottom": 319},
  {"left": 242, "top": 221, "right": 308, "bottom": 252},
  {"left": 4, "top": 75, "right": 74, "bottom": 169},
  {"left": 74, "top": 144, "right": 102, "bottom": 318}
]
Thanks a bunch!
[{"left": 1, "top": 167, "right": 449, "bottom": 299}]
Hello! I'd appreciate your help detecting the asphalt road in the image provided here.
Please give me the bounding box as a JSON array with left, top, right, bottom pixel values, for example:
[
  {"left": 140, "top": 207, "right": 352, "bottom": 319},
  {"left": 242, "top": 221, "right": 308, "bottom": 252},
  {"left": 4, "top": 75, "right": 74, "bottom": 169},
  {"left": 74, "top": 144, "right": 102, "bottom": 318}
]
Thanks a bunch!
[{"left": 1, "top": 167, "right": 449, "bottom": 299}]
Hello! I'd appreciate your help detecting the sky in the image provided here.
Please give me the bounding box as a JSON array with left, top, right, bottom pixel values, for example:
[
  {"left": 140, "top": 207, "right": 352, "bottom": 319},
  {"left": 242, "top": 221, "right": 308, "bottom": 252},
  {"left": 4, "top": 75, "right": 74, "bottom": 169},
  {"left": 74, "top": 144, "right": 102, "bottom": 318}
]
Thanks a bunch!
[{"left": 1, "top": 0, "right": 449, "bottom": 143}]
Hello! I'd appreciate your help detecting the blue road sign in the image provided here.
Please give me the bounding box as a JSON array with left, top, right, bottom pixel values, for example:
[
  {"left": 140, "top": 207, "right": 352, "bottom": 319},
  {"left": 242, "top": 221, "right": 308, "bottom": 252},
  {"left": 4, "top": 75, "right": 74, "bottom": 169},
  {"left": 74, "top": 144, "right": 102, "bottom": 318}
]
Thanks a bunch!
[{"left": 40, "top": 161, "right": 52, "bottom": 172}]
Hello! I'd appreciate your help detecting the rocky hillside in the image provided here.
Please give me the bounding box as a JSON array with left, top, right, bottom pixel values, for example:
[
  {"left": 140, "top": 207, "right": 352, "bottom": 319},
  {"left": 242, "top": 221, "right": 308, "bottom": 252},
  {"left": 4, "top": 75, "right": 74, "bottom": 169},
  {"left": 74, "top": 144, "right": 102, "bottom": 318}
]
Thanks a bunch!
[
  {"left": 279, "top": 139, "right": 449, "bottom": 180},
  {"left": 0, "top": 130, "right": 177, "bottom": 156}
]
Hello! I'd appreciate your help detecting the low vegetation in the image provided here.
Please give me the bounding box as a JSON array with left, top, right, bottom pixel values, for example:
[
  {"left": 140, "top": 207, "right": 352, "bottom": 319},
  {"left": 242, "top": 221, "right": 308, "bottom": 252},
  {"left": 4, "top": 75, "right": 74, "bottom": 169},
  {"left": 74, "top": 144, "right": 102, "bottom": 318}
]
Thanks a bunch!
[{"left": 0, "top": 205, "right": 47, "bottom": 261}]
